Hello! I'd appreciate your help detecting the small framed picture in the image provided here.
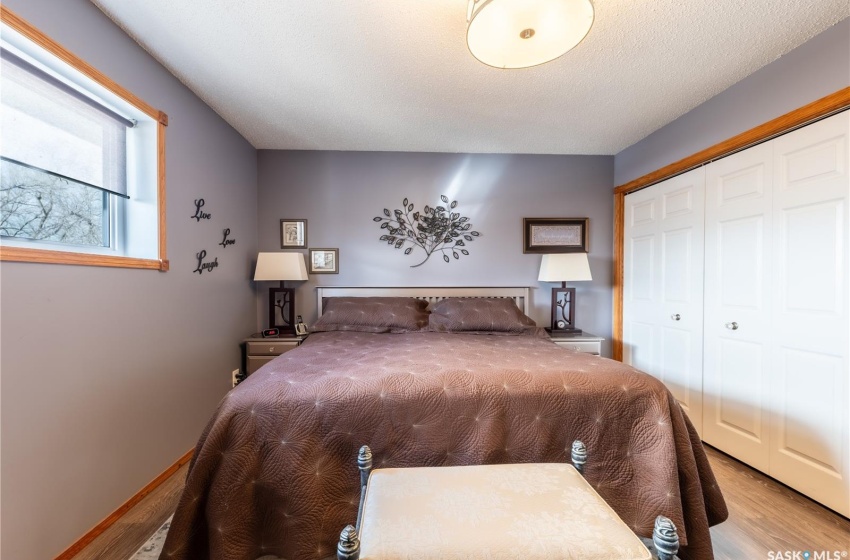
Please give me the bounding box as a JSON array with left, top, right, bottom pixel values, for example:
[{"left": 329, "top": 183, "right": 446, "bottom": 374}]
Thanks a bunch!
[
  {"left": 280, "top": 219, "right": 307, "bottom": 249},
  {"left": 309, "top": 248, "right": 339, "bottom": 274},
  {"left": 523, "top": 218, "right": 589, "bottom": 253}
]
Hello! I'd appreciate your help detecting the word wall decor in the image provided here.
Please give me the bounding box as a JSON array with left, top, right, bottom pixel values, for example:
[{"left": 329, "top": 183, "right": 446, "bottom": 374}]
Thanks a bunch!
[
  {"left": 373, "top": 195, "right": 480, "bottom": 267},
  {"left": 191, "top": 198, "right": 212, "bottom": 222},
  {"left": 219, "top": 228, "right": 236, "bottom": 248},
  {"left": 189, "top": 198, "right": 233, "bottom": 275},
  {"left": 193, "top": 249, "right": 219, "bottom": 274}
]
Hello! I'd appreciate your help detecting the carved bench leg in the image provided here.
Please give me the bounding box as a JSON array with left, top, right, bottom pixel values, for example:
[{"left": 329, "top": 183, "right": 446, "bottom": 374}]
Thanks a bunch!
[
  {"left": 571, "top": 439, "right": 587, "bottom": 475},
  {"left": 337, "top": 524, "right": 360, "bottom": 560},
  {"left": 653, "top": 515, "right": 679, "bottom": 560}
]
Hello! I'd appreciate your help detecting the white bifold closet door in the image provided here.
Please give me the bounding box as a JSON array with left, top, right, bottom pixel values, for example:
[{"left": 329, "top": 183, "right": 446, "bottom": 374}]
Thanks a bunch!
[
  {"left": 767, "top": 112, "right": 849, "bottom": 515},
  {"left": 624, "top": 111, "right": 849, "bottom": 516},
  {"left": 623, "top": 167, "right": 705, "bottom": 434},
  {"left": 703, "top": 111, "right": 849, "bottom": 515},
  {"left": 703, "top": 142, "right": 774, "bottom": 472}
]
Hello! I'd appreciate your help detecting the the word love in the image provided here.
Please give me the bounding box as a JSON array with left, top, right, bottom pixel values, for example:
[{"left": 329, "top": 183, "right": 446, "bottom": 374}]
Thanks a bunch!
[
  {"left": 219, "top": 228, "right": 236, "bottom": 248},
  {"left": 191, "top": 198, "right": 212, "bottom": 222},
  {"left": 193, "top": 249, "right": 219, "bottom": 274}
]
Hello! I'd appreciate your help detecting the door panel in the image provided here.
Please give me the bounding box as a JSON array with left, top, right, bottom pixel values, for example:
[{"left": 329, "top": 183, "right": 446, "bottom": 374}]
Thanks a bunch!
[
  {"left": 660, "top": 326, "right": 693, "bottom": 410},
  {"left": 703, "top": 142, "right": 772, "bottom": 470},
  {"left": 624, "top": 185, "right": 659, "bottom": 373},
  {"left": 778, "top": 349, "right": 843, "bottom": 473},
  {"left": 624, "top": 167, "right": 704, "bottom": 434},
  {"left": 718, "top": 216, "right": 764, "bottom": 308},
  {"left": 780, "top": 134, "right": 846, "bottom": 188},
  {"left": 631, "top": 199, "right": 656, "bottom": 226},
  {"left": 781, "top": 200, "right": 842, "bottom": 314},
  {"left": 625, "top": 321, "right": 655, "bottom": 374},
  {"left": 629, "top": 235, "right": 655, "bottom": 301},
  {"left": 769, "top": 112, "right": 849, "bottom": 516},
  {"left": 662, "top": 229, "right": 691, "bottom": 304},
  {"left": 663, "top": 187, "right": 693, "bottom": 218},
  {"left": 717, "top": 338, "right": 766, "bottom": 441},
  {"left": 717, "top": 164, "right": 765, "bottom": 203}
]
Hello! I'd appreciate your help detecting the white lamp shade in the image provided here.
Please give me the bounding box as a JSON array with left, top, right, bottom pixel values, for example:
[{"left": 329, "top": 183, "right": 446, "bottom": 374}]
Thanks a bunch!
[
  {"left": 253, "top": 252, "right": 308, "bottom": 281},
  {"left": 467, "top": 0, "right": 594, "bottom": 69},
  {"left": 538, "top": 253, "right": 592, "bottom": 282}
]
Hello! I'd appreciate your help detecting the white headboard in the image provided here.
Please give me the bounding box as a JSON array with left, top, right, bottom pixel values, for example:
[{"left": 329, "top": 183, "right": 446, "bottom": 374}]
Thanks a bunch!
[{"left": 316, "top": 286, "right": 530, "bottom": 317}]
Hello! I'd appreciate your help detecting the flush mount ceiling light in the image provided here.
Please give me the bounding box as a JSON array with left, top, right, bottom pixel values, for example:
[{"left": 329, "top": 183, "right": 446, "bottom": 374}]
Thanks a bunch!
[{"left": 466, "top": 0, "right": 594, "bottom": 69}]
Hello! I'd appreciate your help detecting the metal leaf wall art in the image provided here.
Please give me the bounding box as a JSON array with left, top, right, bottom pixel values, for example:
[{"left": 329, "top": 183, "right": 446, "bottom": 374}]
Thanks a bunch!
[{"left": 373, "top": 195, "right": 480, "bottom": 267}]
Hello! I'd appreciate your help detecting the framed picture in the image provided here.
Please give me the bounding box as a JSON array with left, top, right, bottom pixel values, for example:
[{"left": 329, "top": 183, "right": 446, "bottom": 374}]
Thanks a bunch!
[
  {"left": 309, "top": 248, "right": 339, "bottom": 274},
  {"left": 280, "top": 219, "right": 307, "bottom": 249},
  {"left": 523, "top": 218, "right": 589, "bottom": 253}
]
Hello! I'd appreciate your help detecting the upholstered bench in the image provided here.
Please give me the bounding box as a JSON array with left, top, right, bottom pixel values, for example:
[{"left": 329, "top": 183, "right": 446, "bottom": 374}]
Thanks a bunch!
[{"left": 337, "top": 441, "right": 679, "bottom": 560}]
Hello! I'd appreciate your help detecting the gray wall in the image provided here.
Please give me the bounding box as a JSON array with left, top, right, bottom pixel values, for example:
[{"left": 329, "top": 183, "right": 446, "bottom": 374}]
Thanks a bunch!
[
  {"left": 257, "top": 151, "right": 615, "bottom": 354},
  {"left": 615, "top": 17, "right": 850, "bottom": 186},
  {"left": 0, "top": 1, "right": 258, "bottom": 558}
]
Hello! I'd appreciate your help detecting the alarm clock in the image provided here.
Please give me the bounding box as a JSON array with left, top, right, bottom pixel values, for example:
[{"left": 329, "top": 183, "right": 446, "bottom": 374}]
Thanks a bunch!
[
  {"left": 556, "top": 320, "right": 567, "bottom": 330},
  {"left": 262, "top": 328, "right": 280, "bottom": 338}
]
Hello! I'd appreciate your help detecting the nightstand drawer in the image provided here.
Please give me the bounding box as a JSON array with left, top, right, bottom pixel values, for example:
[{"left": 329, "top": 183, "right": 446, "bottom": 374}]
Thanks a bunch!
[
  {"left": 240, "top": 334, "right": 306, "bottom": 384},
  {"left": 552, "top": 340, "right": 602, "bottom": 355},
  {"left": 247, "top": 340, "right": 299, "bottom": 356},
  {"left": 246, "top": 355, "right": 277, "bottom": 374}
]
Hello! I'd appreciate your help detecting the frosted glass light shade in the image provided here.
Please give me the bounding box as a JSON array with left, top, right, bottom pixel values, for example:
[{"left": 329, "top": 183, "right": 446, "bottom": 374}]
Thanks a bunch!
[
  {"left": 254, "top": 252, "right": 308, "bottom": 281},
  {"left": 467, "top": 0, "right": 594, "bottom": 69},
  {"left": 538, "top": 253, "right": 592, "bottom": 282}
]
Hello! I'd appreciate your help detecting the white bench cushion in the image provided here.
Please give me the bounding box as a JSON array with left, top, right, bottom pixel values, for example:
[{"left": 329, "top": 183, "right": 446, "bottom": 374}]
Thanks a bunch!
[{"left": 359, "top": 462, "right": 652, "bottom": 560}]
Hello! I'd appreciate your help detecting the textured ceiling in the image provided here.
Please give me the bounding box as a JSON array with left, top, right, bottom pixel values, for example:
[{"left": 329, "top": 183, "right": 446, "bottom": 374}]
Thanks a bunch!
[{"left": 91, "top": 1, "right": 849, "bottom": 155}]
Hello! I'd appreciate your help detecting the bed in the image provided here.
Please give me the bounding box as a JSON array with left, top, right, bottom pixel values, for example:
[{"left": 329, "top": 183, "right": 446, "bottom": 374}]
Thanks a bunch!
[{"left": 161, "top": 287, "right": 727, "bottom": 560}]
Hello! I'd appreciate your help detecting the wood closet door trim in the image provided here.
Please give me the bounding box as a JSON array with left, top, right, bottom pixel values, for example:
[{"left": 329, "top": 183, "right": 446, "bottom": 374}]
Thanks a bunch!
[
  {"left": 612, "top": 87, "right": 850, "bottom": 361},
  {"left": 615, "top": 88, "right": 850, "bottom": 196}
]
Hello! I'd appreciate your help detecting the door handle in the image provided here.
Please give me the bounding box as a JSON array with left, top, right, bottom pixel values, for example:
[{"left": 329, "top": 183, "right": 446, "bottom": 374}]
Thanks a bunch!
[
  {"left": 671, "top": 314, "right": 681, "bottom": 321},
  {"left": 725, "top": 322, "right": 739, "bottom": 330}
]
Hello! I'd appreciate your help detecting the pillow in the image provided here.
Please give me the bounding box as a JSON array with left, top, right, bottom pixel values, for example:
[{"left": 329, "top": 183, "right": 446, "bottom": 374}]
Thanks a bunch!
[
  {"left": 428, "top": 298, "right": 538, "bottom": 334},
  {"left": 311, "top": 297, "right": 430, "bottom": 333}
]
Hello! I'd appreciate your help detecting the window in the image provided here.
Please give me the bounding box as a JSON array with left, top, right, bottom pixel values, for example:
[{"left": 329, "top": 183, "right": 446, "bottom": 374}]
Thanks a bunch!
[{"left": 0, "top": 7, "right": 168, "bottom": 270}]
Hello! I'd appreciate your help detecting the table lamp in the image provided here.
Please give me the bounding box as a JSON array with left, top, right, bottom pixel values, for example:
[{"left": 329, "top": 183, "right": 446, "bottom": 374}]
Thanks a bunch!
[
  {"left": 254, "top": 252, "right": 308, "bottom": 334},
  {"left": 538, "top": 253, "right": 592, "bottom": 334}
]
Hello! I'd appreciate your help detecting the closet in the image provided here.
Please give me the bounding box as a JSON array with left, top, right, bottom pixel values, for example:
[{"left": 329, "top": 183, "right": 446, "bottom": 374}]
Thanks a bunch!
[{"left": 623, "top": 111, "right": 849, "bottom": 516}]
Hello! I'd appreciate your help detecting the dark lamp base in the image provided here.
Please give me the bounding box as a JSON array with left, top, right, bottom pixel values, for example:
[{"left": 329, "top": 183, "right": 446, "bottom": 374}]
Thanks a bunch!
[
  {"left": 269, "top": 283, "right": 296, "bottom": 333},
  {"left": 551, "top": 286, "right": 581, "bottom": 334}
]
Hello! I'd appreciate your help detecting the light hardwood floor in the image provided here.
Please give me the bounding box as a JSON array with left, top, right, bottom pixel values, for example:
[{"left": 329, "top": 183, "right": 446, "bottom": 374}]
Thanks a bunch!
[
  {"left": 71, "top": 446, "right": 849, "bottom": 559},
  {"left": 706, "top": 446, "right": 850, "bottom": 558},
  {"left": 70, "top": 462, "right": 188, "bottom": 560}
]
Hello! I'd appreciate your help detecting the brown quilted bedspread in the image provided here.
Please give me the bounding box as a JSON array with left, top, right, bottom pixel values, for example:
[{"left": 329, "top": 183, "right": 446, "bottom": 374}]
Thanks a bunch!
[{"left": 162, "top": 332, "right": 727, "bottom": 560}]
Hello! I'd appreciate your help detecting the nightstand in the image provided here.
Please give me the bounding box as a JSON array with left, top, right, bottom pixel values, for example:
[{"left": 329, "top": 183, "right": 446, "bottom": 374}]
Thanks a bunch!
[
  {"left": 545, "top": 329, "right": 604, "bottom": 355},
  {"left": 240, "top": 333, "right": 306, "bottom": 380}
]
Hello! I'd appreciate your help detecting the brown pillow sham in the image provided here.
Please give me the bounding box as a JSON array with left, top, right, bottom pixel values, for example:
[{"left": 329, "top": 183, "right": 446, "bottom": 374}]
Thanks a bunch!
[
  {"left": 311, "top": 297, "right": 430, "bottom": 333},
  {"left": 428, "top": 298, "right": 538, "bottom": 334}
]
